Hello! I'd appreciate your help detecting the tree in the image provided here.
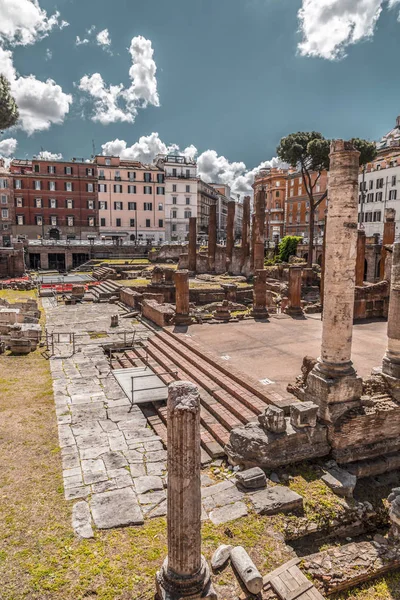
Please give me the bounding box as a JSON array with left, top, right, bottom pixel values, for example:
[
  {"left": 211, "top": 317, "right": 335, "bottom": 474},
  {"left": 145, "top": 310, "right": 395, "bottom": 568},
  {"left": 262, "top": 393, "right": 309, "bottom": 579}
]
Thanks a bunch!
[
  {"left": 277, "top": 132, "right": 377, "bottom": 267},
  {"left": 0, "top": 75, "right": 19, "bottom": 132},
  {"left": 278, "top": 235, "right": 302, "bottom": 263}
]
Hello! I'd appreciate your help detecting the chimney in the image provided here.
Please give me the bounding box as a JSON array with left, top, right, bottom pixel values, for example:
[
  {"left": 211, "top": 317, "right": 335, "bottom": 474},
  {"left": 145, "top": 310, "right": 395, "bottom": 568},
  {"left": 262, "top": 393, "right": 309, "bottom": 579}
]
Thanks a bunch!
[{"left": 396, "top": 116, "right": 400, "bottom": 128}]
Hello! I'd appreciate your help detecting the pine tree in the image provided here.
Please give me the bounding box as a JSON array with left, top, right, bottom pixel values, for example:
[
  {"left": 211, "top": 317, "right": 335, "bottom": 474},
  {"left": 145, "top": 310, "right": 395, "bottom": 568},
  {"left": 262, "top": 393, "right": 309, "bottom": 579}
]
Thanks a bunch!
[{"left": 0, "top": 75, "right": 19, "bottom": 131}]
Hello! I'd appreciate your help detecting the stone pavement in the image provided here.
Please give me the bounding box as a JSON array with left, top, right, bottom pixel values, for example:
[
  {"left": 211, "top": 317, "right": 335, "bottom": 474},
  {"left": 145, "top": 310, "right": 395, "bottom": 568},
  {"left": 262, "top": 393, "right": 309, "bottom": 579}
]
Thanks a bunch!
[{"left": 43, "top": 301, "right": 305, "bottom": 535}]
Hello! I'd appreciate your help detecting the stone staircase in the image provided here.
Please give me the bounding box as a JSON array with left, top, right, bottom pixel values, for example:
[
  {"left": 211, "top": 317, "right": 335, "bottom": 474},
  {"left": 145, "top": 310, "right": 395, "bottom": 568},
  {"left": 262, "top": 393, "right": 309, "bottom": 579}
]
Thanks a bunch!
[
  {"left": 110, "top": 328, "right": 294, "bottom": 463},
  {"left": 86, "top": 280, "right": 123, "bottom": 302},
  {"left": 93, "top": 266, "right": 117, "bottom": 281}
]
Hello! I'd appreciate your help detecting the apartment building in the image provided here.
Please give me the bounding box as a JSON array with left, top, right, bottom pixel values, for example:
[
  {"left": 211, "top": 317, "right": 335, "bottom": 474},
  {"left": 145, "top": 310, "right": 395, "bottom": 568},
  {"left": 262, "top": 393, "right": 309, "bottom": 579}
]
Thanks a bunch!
[
  {"left": 253, "top": 168, "right": 288, "bottom": 242},
  {"left": 197, "top": 180, "right": 219, "bottom": 239},
  {"left": 10, "top": 158, "right": 98, "bottom": 240},
  {"left": 94, "top": 156, "right": 165, "bottom": 244},
  {"left": 155, "top": 154, "right": 197, "bottom": 242},
  {"left": 286, "top": 170, "right": 328, "bottom": 243},
  {"left": 0, "top": 159, "right": 14, "bottom": 247}
]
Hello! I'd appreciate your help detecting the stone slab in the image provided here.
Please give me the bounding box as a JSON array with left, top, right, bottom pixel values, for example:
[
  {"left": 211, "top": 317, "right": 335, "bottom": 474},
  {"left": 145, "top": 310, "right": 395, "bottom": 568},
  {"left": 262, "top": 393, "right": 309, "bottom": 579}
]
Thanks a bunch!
[
  {"left": 209, "top": 501, "right": 248, "bottom": 525},
  {"left": 250, "top": 486, "right": 303, "bottom": 515},
  {"left": 72, "top": 501, "right": 94, "bottom": 539},
  {"left": 90, "top": 488, "right": 144, "bottom": 529}
]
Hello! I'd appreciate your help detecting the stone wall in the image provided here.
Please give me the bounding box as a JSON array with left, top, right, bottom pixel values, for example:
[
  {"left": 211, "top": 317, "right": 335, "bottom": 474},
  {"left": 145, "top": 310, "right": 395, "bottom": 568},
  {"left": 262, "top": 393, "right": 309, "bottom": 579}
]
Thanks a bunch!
[
  {"left": 354, "top": 280, "right": 390, "bottom": 320},
  {"left": 0, "top": 244, "right": 25, "bottom": 278},
  {"left": 141, "top": 299, "right": 175, "bottom": 327},
  {"left": 119, "top": 288, "right": 143, "bottom": 309}
]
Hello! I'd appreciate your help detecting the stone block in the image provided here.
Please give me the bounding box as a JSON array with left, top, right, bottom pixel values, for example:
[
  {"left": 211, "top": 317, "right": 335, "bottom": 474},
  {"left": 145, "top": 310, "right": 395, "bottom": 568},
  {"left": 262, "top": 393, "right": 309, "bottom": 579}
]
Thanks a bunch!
[
  {"left": 250, "top": 486, "right": 303, "bottom": 515},
  {"left": 209, "top": 501, "right": 248, "bottom": 525},
  {"left": 258, "top": 405, "right": 286, "bottom": 433},
  {"left": 290, "top": 401, "right": 318, "bottom": 428},
  {"left": 72, "top": 501, "right": 94, "bottom": 539},
  {"left": 211, "top": 545, "right": 233, "bottom": 571},
  {"left": 134, "top": 475, "right": 163, "bottom": 495},
  {"left": 321, "top": 465, "right": 357, "bottom": 497},
  {"left": 90, "top": 488, "right": 144, "bottom": 529},
  {"left": 236, "top": 467, "right": 267, "bottom": 490}
]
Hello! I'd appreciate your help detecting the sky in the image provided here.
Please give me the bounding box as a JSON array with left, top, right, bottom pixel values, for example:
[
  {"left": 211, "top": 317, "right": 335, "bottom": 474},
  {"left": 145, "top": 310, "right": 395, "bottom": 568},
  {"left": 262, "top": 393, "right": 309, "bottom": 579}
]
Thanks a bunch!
[{"left": 1, "top": 0, "right": 400, "bottom": 196}]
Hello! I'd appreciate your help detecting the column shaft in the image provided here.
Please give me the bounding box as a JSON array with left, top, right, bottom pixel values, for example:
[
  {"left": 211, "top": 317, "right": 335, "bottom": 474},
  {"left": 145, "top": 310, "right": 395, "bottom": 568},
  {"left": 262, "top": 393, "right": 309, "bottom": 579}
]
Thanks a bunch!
[
  {"left": 226, "top": 201, "right": 235, "bottom": 271},
  {"left": 188, "top": 217, "right": 197, "bottom": 273},
  {"left": 383, "top": 242, "right": 400, "bottom": 378},
  {"left": 355, "top": 230, "right": 366, "bottom": 287},
  {"left": 286, "top": 266, "right": 303, "bottom": 315},
  {"left": 254, "top": 188, "right": 266, "bottom": 270},
  {"left": 242, "top": 196, "right": 250, "bottom": 265},
  {"left": 174, "top": 270, "right": 191, "bottom": 325},
  {"left": 208, "top": 204, "right": 217, "bottom": 271},
  {"left": 252, "top": 269, "right": 269, "bottom": 318},
  {"left": 380, "top": 209, "right": 396, "bottom": 280}
]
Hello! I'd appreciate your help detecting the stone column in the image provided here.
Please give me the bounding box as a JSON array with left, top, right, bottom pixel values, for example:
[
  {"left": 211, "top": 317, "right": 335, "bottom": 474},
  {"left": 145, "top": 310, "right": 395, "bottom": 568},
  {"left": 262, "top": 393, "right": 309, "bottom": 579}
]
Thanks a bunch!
[
  {"left": 355, "top": 230, "right": 366, "bottom": 287},
  {"left": 241, "top": 196, "right": 250, "bottom": 266},
  {"left": 208, "top": 203, "right": 217, "bottom": 272},
  {"left": 250, "top": 213, "right": 256, "bottom": 270},
  {"left": 225, "top": 201, "right": 235, "bottom": 272},
  {"left": 152, "top": 266, "right": 164, "bottom": 285},
  {"left": 320, "top": 215, "right": 327, "bottom": 306},
  {"left": 188, "top": 217, "right": 197, "bottom": 273},
  {"left": 174, "top": 270, "right": 192, "bottom": 326},
  {"left": 305, "top": 140, "right": 362, "bottom": 423},
  {"left": 40, "top": 251, "right": 49, "bottom": 270},
  {"left": 380, "top": 208, "right": 396, "bottom": 280},
  {"left": 382, "top": 242, "right": 400, "bottom": 380},
  {"left": 251, "top": 269, "right": 269, "bottom": 319},
  {"left": 156, "top": 382, "right": 216, "bottom": 600},
  {"left": 285, "top": 266, "right": 304, "bottom": 316},
  {"left": 254, "top": 188, "right": 266, "bottom": 271}
]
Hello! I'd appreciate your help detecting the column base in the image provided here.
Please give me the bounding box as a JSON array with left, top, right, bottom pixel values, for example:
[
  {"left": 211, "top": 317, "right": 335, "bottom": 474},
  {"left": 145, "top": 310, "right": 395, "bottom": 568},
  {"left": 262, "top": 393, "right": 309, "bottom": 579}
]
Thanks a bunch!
[
  {"left": 305, "top": 361, "right": 362, "bottom": 423},
  {"left": 382, "top": 356, "right": 400, "bottom": 380},
  {"left": 251, "top": 308, "right": 269, "bottom": 319},
  {"left": 173, "top": 314, "right": 193, "bottom": 326},
  {"left": 285, "top": 306, "right": 304, "bottom": 317},
  {"left": 156, "top": 556, "right": 217, "bottom": 600}
]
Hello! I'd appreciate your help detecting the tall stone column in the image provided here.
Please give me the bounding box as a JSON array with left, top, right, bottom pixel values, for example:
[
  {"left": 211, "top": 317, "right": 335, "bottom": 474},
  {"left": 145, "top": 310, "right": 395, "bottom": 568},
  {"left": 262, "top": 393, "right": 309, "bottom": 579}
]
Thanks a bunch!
[
  {"left": 251, "top": 269, "right": 269, "bottom": 319},
  {"left": 208, "top": 204, "right": 217, "bottom": 272},
  {"left": 225, "top": 201, "right": 235, "bottom": 272},
  {"left": 380, "top": 208, "right": 396, "bottom": 280},
  {"left": 174, "top": 270, "right": 192, "bottom": 326},
  {"left": 188, "top": 217, "right": 197, "bottom": 273},
  {"left": 355, "top": 229, "right": 366, "bottom": 287},
  {"left": 156, "top": 382, "right": 216, "bottom": 600},
  {"left": 320, "top": 215, "right": 327, "bottom": 306},
  {"left": 241, "top": 196, "right": 250, "bottom": 266},
  {"left": 382, "top": 242, "right": 400, "bottom": 380},
  {"left": 305, "top": 140, "right": 362, "bottom": 423},
  {"left": 285, "top": 266, "right": 304, "bottom": 316},
  {"left": 254, "top": 188, "right": 266, "bottom": 271},
  {"left": 250, "top": 213, "right": 256, "bottom": 270}
]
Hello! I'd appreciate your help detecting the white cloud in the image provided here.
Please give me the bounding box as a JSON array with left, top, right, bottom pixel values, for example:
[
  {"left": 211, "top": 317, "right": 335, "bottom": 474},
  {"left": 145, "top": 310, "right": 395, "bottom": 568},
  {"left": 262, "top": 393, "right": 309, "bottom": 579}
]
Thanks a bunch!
[
  {"left": 0, "top": 47, "right": 72, "bottom": 134},
  {"left": 36, "top": 150, "right": 62, "bottom": 160},
  {"left": 87, "top": 25, "right": 96, "bottom": 35},
  {"left": 96, "top": 28, "right": 111, "bottom": 49},
  {"left": 79, "top": 35, "right": 159, "bottom": 124},
  {"left": 0, "top": 0, "right": 66, "bottom": 46},
  {"left": 297, "top": 0, "right": 400, "bottom": 60},
  {"left": 76, "top": 35, "right": 89, "bottom": 46},
  {"left": 0, "top": 137, "right": 17, "bottom": 157},
  {"left": 101, "top": 133, "right": 179, "bottom": 162},
  {"left": 45, "top": 48, "right": 52, "bottom": 60}
]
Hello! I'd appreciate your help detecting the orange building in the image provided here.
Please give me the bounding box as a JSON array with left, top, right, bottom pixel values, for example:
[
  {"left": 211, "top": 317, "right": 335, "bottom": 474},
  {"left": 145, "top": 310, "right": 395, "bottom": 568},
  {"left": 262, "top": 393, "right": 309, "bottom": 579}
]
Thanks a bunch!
[
  {"left": 253, "top": 167, "right": 288, "bottom": 242},
  {"left": 285, "top": 170, "right": 328, "bottom": 245}
]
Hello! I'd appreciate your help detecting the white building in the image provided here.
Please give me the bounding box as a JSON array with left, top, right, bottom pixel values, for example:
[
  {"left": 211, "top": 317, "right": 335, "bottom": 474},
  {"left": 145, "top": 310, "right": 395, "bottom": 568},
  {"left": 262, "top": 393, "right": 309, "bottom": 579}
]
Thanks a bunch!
[{"left": 155, "top": 155, "right": 198, "bottom": 242}]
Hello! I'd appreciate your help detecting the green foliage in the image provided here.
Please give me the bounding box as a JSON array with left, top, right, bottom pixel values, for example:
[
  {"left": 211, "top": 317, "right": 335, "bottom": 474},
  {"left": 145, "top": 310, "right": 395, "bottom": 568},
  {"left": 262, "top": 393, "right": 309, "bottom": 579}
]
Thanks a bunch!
[
  {"left": 278, "top": 236, "right": 302, "bottom": 263},
  {"left": 277, "top": 131, "right": 330, "bottom": 172},
  {"left": 0, "top": 75, "right": 19, "bottom": 131},
  {"left": 350, "top": 137, "right": 377, "bottom": 166}
]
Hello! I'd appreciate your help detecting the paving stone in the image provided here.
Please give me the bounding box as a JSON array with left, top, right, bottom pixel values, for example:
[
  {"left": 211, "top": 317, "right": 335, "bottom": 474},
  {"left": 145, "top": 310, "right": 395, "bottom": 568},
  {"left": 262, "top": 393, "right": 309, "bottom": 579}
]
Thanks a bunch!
[
  {"left": 62, "top": 453, "right": 80, "bottom": 470},
  {"left": 91, "top": 479, "right": 118, "bottom": 494},
  {"left": 98, "top": 420, "right": 118, "bottom": 432},
  {"left": 65, "top": 486, "right": 89, "bottom": 501},
  {"left": 72, "top": 501, "right": 94, "bottom": 539},
  {"left": 201, "top": 474, "right": 215, "bottom": 487},
  {"left": 124, "top": 449, "right": 144, "bottom": 464},
  {"left": 108, "top": 431, "right": 128, "bottom": 451},
  {"left": 80, "top": 445, "right": 110, "bottom": 460},
  {"left": 129, "top": 463, "right": 146, "bottom": 478},
  {"left": 209, "top": 501, "right": 248, "bottom": 525},
  {"left": 81, "top": 459, "right": 108, "bottom": 485},
  {"left": 145, "top": 449, "right": 167, "bottom": 462},
  {"left": 101, "top": 451, "right": 128, "bottom": 470},
  {"left": 58, "top": 425, "right": 76, "bottom": 448},
  {"left": 146, "top": 461, "right": 166, "bottom": 476},
  {"left": 123, "top": 428, "right": 154, "bottom": 441},
  {"left": 71, "top": 422, "right": 103, "bottom": 437},
  {"left": 138, "top": 490, "right": 166, "bottom": 505},
  {"left": 201, "top": 480, "right": 235, "bottom": 499},
  {"left": 75, "top": 432, "right": 109, "bottom": 450},
  {"left": 236, "top": 467, "right": 267, "bottom": 490},
  {"left": 134, "top": 475, "right": 164, "bottom": 495},
  {"left": 145, "top": 500, "right": 167, "bottom": 518},
  {"left": 116, "top": 473, "right": 134, "bottom": 488},
  {"left": 203, "top": 486, "right": 246, "bottom": 511},
  {"left": 63, "top": 473, "right": 84, "bottom": 489},
  {"left": 90, "top": 488, "right": 144, "bottom": 529},
  {"left": 142, "top": 440, "right": 164, "bottom": 452},
  {"left": 250, "top": 486, "right": 303, "bottom": 515}
]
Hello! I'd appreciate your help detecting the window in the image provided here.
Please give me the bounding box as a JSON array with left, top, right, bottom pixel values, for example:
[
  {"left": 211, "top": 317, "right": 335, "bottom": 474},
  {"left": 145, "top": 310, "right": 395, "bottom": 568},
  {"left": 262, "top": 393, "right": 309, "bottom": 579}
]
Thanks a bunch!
[
  {"left": 48, "top": 165, "right": 56, "bottom": 174},
  {"left": 49, "top": 181, "right": 56, "bottom": 191},
  {"left": 373, "top": 211, "right": 382, "bottom": 222},
  {"left": 185, "top": 185, "right": 190, "bottom": 193},
  {"left": 67, "top": 216, "right": 74, "bottom": 227},
  {"left": 172, "top": 224, "right": 177, "bottom": 232},
  {"left": 114, "top": 184, "right": 122, "bottom": 193},
  {"left": 87, "top": 183, "right": 94, "bottom": 192},
  {"left": 297, "top": 202, "right": 301, "bottom": 209},
  {"left": 34, "top": 164, "right": 40, "bottom": 173},
  {"left": 392, "top": 176, "right": 397, "bottom": 186},
  {"left": 14, "top": 179, "right": 21, "bottom": 189},
  {"left": 50, "top": 216, "right": 57, "bottom": 226},
  {"left": 16, "top": 197, "right": 23, "bottom": 207},
  {"left": 185, "top": 197, "right": 190, "bottom": 205},
  {"left": 130, "top": 218, "right": 135, "bottom": 227},
  {"left": 144, "top": 186, "right": 152, "bottom": 194},
  {"left": 35, "top": 215, "right": 42, "bottom": 226},
  {"left": 156, "top": 186, "right": 165, "bottom": 195},
  {"left": 128, "top": 202, "right": 137, "bottom": 210},
  {"left": 299, "top": 177, "right": 302, "bottom": 184},
  {"left": 144, "top": 173, "right": 152, "bottom": 182},
  {"left": 115, "top": 170, "right": 121, "bottom": 180},
  {"left": 116, "top": 218, "right": 121, "bottom": 227},
  {"left": 87, "top": 200, "right": 94, "bottom": 209},
  {"left": 376, "top": 178, "right": 384, "bottom": 189},
  {"left": 34, "top": 180, "right": 41, "bottom": 190},
  {"left": 99, "top": 201, "right": 107, "bottom": 210},
  {"left": 290, "top": 190, "right": 294, "bottom": 198},
  {"left": 172, "top": 196, "right": 177, "bottom": 205},
  {"left": 298, "top": 187, "right": 302, "bottom": 196},
  {"left": 389, "top": 190, "right": 397, "bottom": 200},
  {"left": 128, "top": 185, "right": 136, "bottom": 194},
  {"left": 289, "top": 215, "right": 293, "bottom": 224},
  {"left": 172, "top": 184, "right": 177, "bottom": 192},
  {"left": 65, "top": 182, "right": 73, "bottom": 192},
  {"left": 66, "top": 199, "right": 73, "bottom": 209},
  {"left": 100, "top": 218, "right": 106, "bottom": 226},
  {"left": 172, "top": 168, "right": 177, "bottom": 177},
  {"left": 276, "top": 191, "right": 280, "bottom": 197},
  {"left": 172, "top": 210, "right": 177, "bottom": 219},
  {"left": 146, "top": 219, "right": 151, "bottom": 228},
  {"left": 290, "top": 180, "right": 294, "bottom": 187},
  {"left": 158, "top": 203, "right": 163, "bottom": 211},
  {"left": 276, "top": 181, "right": 280, "bottom": 187},
  {"left": 99, "top": 169, "right": 105, "bottom": 179},
  {"left": 88, "top": 217, "right": 95, "bottom": 227},
  {"left": 1, "top": 208, "right": 8, "bottom": 218},
  {"left": 144, "top": 202, "right": 153, "bottom": 211},
  {"left": 158, "top": 219, "right": 163, "bottom": 228},
  {"left": 114, "top": 202, "right": 123, "bottom": 210},
  {"left": 367, "top": 193, "right": 374, "bottom": 203},
  {"left": 17, "top": 215, "right": 24, "bottom": 225},
  {"left": 316, "top": 184, "right": 321, "bottom": 193},
  {"left": 186, "top": 224, "right": 190, "bottom": 232},
  {"left": 128, "top": 171, "right": 136, "bottom": 181},
  {"left": 184, "top": 210, "right": 191, "bottom": 219},
  {"left": 86, "top": 168, "right": 93, "bottom": 176},
  {"left": 365, "top": 212, "right": 373, "bottom": 222},
  {"left": 359, "top": 181, "right": 367, "bottom": 191},
  {"left": 376, "top": 192, "right": 383, "bottom": 202},
  {"left": 105, "top": 158, "right": 111, "bottom": 166},
  {"left": 99, "top": 184, "right": 107, "bottom": 193},
  {"left": 369, "top": 180, "right": 374, "bottom": 190},
  {"left": 1, "top": 195, "right": 7, "bottom": 204},
  {"left": 49, "top": 198, "right": 57, "bottom": 209},
  {"left": 64, "top": 166, "right": 72, "bottom": 175},
  {"left": 157, "top": 173, "right": 164, "bottom": 183}
]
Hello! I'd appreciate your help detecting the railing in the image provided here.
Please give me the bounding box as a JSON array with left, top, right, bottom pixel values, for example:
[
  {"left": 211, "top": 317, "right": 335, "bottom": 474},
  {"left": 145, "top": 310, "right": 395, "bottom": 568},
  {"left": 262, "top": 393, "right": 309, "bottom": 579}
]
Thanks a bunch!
[{"left": 26, "top": 239, "right": 163, "bottom": 247}]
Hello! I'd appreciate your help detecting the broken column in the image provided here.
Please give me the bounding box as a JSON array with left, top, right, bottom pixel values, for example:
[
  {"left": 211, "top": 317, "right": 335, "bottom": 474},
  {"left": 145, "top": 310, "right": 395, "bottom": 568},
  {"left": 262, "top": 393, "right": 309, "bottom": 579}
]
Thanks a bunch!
[
  {"left": 174, "top": 270, "right": 192, "bottom": 326},
  {"left": 305, "top": 140, "right": 362, "bottom": 423},
  {"left": 251, "top": 269, "right": 269, "bottom": 319},
  {"left": 188, "top": 217, "right": 197, "bottom": 273},
  {"left": 208, "top": 203, "right": 217, "bottom": 272},
  {"left": 156, "top": 382, "right": 216, "bottom": 600},
  {"left": 226, "top": 201, "right": 235, "bottom": 272},
  {"left": 355, "top": 229, "right": 366, "bottom": 287},
  {"left": 250, "top": 213, "right": 256, "bottom": 270},
  {"left": 241, "top": 196, "right": 251, "bottom": 267},
  {"left": 380, "top": 208, "right": 396, "bottom": 280},
  {"left": 382, "top": 242, "right": 400, "bottom": 380},
  {"left": 254, "top": 187, "right": 266, "bottom": 271},
  {"left": 285, "top": 266, "right": 304, "bottom": 316},
  {"left": 152, "top": 266, "right": 164, "bottom": 285}
]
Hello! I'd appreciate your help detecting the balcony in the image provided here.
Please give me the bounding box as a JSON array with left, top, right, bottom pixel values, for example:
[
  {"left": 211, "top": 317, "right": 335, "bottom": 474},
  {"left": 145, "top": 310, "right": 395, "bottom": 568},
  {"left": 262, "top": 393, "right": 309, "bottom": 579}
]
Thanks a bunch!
[
  {"left": 114, "top": 176, "right": 122, "bottom": 181},
  {"left": 270, "top": 207, "right": 284, "bottom": 213}
]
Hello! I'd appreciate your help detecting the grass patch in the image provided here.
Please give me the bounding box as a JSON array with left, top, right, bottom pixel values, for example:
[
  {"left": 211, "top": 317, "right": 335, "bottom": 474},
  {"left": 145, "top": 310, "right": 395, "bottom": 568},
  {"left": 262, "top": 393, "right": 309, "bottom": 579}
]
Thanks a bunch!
[
  {"left": 88, "top": 332, "right": 108, "bottom": 339},
  {"left": 118, "top": 279, "right": 149, "bottom": 287}
]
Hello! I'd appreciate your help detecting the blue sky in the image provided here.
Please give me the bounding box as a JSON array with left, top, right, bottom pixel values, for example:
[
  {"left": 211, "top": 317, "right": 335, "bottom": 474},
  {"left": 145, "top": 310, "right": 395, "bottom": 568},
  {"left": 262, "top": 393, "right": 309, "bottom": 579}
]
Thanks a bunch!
[{"left": 1, "top": 0, "right": 400, "bottom": 194}]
